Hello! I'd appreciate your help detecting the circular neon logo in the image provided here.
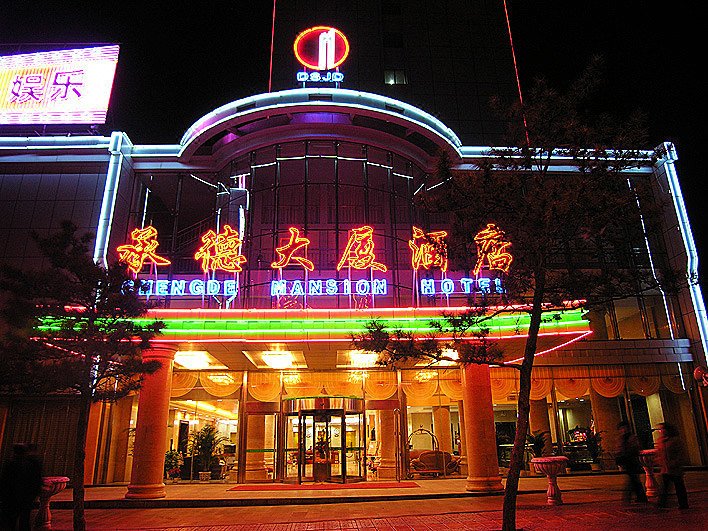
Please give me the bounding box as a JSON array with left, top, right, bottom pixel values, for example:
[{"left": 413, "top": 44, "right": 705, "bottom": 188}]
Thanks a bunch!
[{"left": 294, "top": 26, "right": 350, "bottom": 71}]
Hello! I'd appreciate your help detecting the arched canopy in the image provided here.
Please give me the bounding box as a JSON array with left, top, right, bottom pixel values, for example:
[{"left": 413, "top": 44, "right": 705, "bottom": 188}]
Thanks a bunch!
[{"left": 178, "top": 88, "right": 463, "bottom": 172}]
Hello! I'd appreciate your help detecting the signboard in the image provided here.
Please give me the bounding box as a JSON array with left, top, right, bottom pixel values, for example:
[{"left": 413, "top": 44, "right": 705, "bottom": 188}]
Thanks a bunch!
[
  {"left": 294, "top": 26, "right": 348, "bottom": 85},
  {"left": 119, "top": 224, "right": 511, "bottom": 305},
  {"left": 0, "top": 45, "right": 119, "bottom": 125}
]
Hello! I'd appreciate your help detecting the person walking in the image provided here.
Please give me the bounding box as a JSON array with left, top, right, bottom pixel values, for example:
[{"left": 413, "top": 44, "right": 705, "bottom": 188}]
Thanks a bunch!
[
  {"left": 615, "top": 421, "right": 647, "bottom": 504},
  {"left": 0, "top": 443, "right": 44, "bottom": 531},
  {"left": 656, "top": 422, "right": 689, "bottom": 509}
]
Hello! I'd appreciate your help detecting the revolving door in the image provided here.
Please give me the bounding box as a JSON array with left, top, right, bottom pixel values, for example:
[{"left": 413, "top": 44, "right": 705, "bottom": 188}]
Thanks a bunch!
[{"left": 282, "top": 397, "right": 366, "bottom": 483}]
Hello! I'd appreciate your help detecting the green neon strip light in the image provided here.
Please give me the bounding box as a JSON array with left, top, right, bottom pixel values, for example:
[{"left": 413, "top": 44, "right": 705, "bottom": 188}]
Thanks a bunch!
[{"left": 39, "top": 309, "right": 587, "bottom": 338}]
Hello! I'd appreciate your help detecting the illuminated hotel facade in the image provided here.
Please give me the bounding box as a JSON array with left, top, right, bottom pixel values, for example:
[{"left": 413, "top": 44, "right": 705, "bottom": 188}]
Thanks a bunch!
[{"left": 1, "top": 38, "right": 707, "bottom": 496}]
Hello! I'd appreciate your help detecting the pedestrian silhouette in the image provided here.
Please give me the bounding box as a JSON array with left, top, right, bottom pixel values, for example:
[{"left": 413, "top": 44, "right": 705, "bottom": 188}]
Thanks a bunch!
[
  {"left": 0, "top": 443, "right": 43, "bottom": 531},
  {"left": 615, "top": 421, "right": 647, "bottom": 504},
  {"left": 656, "top": 422, "right": 689, "bottom": 509}
]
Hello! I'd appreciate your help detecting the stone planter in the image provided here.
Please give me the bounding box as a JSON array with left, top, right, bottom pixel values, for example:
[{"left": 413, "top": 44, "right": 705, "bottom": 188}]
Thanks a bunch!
[
  {"left": 639, "top": 449, "right": 658, "bottom": 498},
  {"left": 531, "top": 456, "right": 569, "bottom": 505},
  {"left": 198, "top": 471, "right": 211, "bottom": 482},
  {"left": 35, "top": 476, "right": 69, "bottom": 530}
]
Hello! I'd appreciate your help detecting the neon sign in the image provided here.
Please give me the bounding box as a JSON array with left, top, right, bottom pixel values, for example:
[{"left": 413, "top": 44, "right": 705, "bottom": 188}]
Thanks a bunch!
[
  {"left": 0, "top": 45, "right": 119, "bottom": 125},
  {"left": 271, "top": 227, "right": 314, "bottom": 271},
  {"left": 419, "top": 278, "right": 503, "bottom": 296},
  {"left": 409, "top": 226, "right": 448, "bottom": 272},
  {"left": 117, "top": 226, "right": 171, "bottom": 274},
  {"left": 473, "top": 223, "right": 513, "bottom": 275},
  {"left": 271, "top": 278, "right": 387, "bottom": 297},
  {"left": 132, "top": 278, "right": 238, "bottom": 298},
  {"left": 294, "top": 26, "right": 349, "bottom": 70},
  {"left": 194, "top": 225, "right": 247, "bottom": 273},
  {"left": 337, "top": 226, "right": 388, "bottom": 272}
]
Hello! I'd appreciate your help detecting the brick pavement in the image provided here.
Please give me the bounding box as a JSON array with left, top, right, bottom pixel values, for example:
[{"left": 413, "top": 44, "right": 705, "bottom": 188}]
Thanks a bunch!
[{"left": 47, "top": 471, "right": 707, "bottom": 530}]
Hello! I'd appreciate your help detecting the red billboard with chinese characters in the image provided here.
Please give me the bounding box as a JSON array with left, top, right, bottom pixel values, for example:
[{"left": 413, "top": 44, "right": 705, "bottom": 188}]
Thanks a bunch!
[{"left": 0, "top": 45, "right": 119, "bottom": 125}]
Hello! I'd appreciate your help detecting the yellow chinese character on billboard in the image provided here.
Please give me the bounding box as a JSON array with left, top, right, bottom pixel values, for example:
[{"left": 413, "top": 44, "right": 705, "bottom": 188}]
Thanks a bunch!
[
  {"left": 336, "top": 226, "right": 387, "bottom": 272},
  {"left": 117, "top": 226, "right": 171, "bottom": 274},
  {"left": 473, "top": 223, "right": 513, "bottom": 275},
  {"left": 271, "top": 227, "right": 314, "bottom": 272},
  {"left": 409, "top": 226, "right": 448, "bottom": 272},
  {"left": 194, "top": 225, "right": 247, "bottom": 273}
]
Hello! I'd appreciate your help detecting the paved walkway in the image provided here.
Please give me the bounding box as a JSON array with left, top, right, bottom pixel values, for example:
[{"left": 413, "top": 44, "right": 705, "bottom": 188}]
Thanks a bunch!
[{"left": 47, "top": 471, "right": 707, "bottom": 530}]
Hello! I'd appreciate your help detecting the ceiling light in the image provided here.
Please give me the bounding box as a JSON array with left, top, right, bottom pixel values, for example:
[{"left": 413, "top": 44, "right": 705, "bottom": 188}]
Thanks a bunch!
[
  {"left": 262, "top": 351, "right": 294, "bottom": 369},
  {"left": 349, "top": 350, "right": 379, "bottom": 368},
  {"left": 174, "top": 350, "right": 227, "bottom": 370}
]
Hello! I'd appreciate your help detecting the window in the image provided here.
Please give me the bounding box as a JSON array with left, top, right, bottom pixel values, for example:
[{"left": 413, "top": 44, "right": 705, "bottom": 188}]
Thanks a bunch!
[{"left": 384, "top": 69, "right": 408, "bottom": 85}]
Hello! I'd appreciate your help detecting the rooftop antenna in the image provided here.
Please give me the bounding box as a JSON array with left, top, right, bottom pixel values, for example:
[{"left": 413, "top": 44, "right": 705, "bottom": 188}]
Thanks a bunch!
[
  {"left": 502, "top": 0, "right": 530, "bottom": 148},
  {"left": 268, "top": 0, "right": 277, "bottom": 92}
]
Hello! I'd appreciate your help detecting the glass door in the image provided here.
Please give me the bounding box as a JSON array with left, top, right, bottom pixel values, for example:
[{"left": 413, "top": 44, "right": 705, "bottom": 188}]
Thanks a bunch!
[
  {"left": 328, "top": 414, "right": 344, "bottom": 483},
  {"left": 345, "top": 412, "right": 365, "bottom": 481}
]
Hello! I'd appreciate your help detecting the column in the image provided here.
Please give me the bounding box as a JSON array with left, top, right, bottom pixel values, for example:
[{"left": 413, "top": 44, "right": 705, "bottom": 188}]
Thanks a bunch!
[
  {"left": 245, "top": 415, "right": 268, "bottom": 481},
  {"left": 590, "top": 388, "right": 622, "bottom": 469},
  {"left": 377, "top": 409, "right": 397, "bottom": 479},
  {"left": 462, "top": 364, "right": 503, "bottom": 492},
  {"left": 529, "top": 399, "right": 553, "bottom": 455},
  {"left": 125, "top": 345, "right": 175, "bottom": 499},
  {"left": 433, "top": 406, "right": 453, "bottom": 453},
  {"left": 457, "top": 400, "right": 468, "bottom": 475}
]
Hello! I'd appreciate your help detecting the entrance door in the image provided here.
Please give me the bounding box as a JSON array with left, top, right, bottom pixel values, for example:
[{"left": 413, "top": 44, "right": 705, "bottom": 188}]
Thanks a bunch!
[{"left": 297, "top": 410, "right": 345, "bottom": 483}]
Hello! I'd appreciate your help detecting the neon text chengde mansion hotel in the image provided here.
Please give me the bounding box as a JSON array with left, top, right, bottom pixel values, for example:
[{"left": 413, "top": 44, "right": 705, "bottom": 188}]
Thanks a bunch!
[{"left": 1, "top": 22, "right": 707, "bottom": 498}]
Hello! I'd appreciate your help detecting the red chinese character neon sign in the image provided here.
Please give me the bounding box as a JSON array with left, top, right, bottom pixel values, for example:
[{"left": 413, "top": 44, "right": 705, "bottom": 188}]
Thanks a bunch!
[
  {"left": 271, "top": 227, "right": 314, "bottom": 272},
  {"left": 336, "top": 226, "right": 388, "bottom": 272},
  {"left": 473, "top": 223, "right": 513, "bottom": 275},
  {"left": 194, "top": 225, "right": 247, "bottom": 273},
  {"left": 409, "top": 226, "right": 448, "bottom": 272},
  {"left": 117, "top": 226, "right": 171, "bottom": 274}
]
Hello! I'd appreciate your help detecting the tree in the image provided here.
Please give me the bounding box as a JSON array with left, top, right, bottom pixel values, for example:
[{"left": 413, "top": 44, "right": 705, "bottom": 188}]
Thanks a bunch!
[
  {"left": 0, "top": 222, "right": 164, "bottom": 531},
  {"left": 355, "top": 59, "right": 669, "bottom": 531}
]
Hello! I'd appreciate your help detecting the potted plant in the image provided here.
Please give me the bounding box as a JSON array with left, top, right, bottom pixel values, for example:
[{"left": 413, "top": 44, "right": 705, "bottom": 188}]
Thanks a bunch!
[
  {"left": 189, "top": 425, "right": 228, "bottom": 481},
  {"left": 164, "top": 449, "right": 183, "bottom": 482},
  {"left": 527, "top": 432, "right": 548, "bottom": 474}
]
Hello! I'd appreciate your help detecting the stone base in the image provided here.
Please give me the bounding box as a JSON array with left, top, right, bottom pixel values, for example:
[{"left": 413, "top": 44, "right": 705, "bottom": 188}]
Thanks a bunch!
[
  {"left": 465, "top": 476, "right": 504, "bottom": 492},
  {"left": 125, "top": 483, "right": 167, "bottom": 499}
]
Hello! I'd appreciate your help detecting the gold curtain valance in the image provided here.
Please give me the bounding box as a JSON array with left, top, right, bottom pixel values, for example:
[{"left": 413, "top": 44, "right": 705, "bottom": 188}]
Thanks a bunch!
[
  {"left": 659, "top": 364, "right": 690, "bottom": 394},
  {"left": 170, "top": 372, "right": 198, "bottom": 397},
  {"left": 439, "top": 368, "right": 464, "bottom": 401},
  {"left": 364, "top": 371, "right": 397, "bottom": 400},
  {"left": 589, "top": 365, "right": 625, "bottom": 398},
  {"left": 625, "top": 365, "right": 660, "bottom": 397},
  {"left": 553, "top": 366, "right": 589, "bottom": 399},
  {"left": 247, "top": 372, "right": 282, "bottom": 402},
  {"left": 529, "top": 367, "right": 552, "bottom": 401},
  {"left": 401, "top": 370, "right": 438, "bottom": 400},
  {"left": 324, "top": 372, "right": 364, "bottom": 397},
  {"left": 199, "top": 372, "right": 242, "bottom": 397},
  {"left": 490, "top": 367, "right": 517, "bottom": 401}
]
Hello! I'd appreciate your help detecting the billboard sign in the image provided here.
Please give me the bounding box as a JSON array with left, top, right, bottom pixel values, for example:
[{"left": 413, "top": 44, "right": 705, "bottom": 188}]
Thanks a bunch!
[
  {"left": 294, "top": 26, "right": 348, "bottom": 85},
  {"left": 0, "top": 45, "right": 119, "bottom": 125}
]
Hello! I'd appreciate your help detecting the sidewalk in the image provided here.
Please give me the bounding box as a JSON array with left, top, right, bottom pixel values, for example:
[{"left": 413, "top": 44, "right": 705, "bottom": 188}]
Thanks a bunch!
[{"left": 48, "top": 471, "right": 707, "bottom": 530}]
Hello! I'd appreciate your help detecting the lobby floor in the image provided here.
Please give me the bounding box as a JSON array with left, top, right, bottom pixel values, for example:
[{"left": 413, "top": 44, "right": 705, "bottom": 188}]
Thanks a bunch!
[{"left": 48, "top": 471, "right": 707, "bottom": 530}]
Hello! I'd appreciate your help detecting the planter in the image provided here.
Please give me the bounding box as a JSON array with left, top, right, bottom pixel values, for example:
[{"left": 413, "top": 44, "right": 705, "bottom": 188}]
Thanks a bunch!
[
  {"left": 198, "top": 471, "right": 211, "bottom": 482},
  {"left": 531, "top": 456, "right": 569, "bottom": 505},
  {"left": 639, "top": 449, "right": 658, "bottom": 498},
  {"left": 35, "top": 476, "right": 70, "bottom": 530}
]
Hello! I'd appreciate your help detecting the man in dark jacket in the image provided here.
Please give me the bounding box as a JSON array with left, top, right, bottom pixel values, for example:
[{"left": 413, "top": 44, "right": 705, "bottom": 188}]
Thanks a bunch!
[
  {"left": 615, "top": 421, "right": 648, "bottom": 504},
  {"left": 656, "top": 422, "right": 689, "bottom": 509},
  {"left": 0, "top": 443, "right": 43, "bottom": 531}
]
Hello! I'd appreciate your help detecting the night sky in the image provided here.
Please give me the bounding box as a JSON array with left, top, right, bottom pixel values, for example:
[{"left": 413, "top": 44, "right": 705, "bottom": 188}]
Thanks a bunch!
[{"left": 0, "top": 2, "right": 704, "bottom": 284}]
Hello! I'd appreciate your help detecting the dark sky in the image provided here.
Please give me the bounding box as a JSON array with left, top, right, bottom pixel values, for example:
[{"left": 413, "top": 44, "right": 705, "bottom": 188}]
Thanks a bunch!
[{"left": 0, "top": 2, "right": 704, "bottom": 282}]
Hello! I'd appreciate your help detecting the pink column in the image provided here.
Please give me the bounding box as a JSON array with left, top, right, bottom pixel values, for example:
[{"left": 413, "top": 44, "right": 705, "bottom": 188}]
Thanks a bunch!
[
  {"left": 125, "top": 345, "right": 175, "bottom": 499},
  {"left": 462, "top": 364, "right": 503, "bottom": 492}
]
